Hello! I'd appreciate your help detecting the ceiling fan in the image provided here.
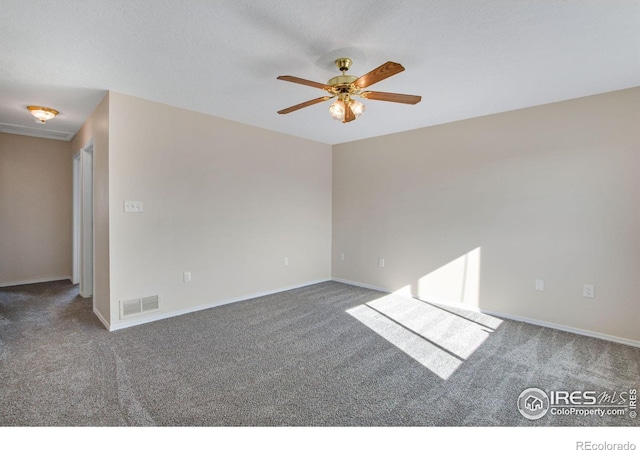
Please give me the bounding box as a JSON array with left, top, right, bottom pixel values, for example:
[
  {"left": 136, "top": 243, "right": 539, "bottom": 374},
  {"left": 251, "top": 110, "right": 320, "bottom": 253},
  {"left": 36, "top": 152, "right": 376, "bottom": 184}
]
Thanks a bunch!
[{"left": 277, "top": 58, "right": 421, "bottom": 123}]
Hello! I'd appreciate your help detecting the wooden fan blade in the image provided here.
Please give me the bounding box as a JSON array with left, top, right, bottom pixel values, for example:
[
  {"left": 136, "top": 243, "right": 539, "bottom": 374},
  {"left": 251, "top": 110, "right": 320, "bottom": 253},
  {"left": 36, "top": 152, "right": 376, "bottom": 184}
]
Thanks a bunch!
[
  {"left": 344, "top": 102, "right": 356, "bottom": 123},
  {"left": 361, "top": 91, "right": 422, "bottom": 104},
  {"left": 277, "top": 96, "right": 332, "bottom": 114},
  {"left": 277, "top": 75, "right": 331, "bottom": 90},
  {"left": 354, "top": 61, "right": 405, "bottom": 89}
]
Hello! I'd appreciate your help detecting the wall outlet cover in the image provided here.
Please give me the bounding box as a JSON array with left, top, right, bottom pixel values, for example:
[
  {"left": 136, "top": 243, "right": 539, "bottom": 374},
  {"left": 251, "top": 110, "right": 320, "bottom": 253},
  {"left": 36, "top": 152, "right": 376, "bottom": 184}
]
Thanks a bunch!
[{"left": 124, "top": 200, "right": 143, "bottom": 213}]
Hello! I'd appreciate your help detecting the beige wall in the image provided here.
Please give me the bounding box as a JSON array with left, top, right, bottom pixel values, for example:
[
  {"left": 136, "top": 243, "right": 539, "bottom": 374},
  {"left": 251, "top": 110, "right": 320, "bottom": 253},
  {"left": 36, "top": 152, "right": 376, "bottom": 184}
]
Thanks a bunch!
[
  {"left": 107, "top": 92, "right": 332, "bottom": 328},
  {"left": 332, "top": 87, "right": 640, "bottom": 342},
  {"left": 0, "top": 133, "right": 72, "bottom": 286},
  {"left": 6, "top": 87, "right": 637, "bottom": 344},
  {"left": 71, "top": 93, "right": 110, "bottom": 324}
]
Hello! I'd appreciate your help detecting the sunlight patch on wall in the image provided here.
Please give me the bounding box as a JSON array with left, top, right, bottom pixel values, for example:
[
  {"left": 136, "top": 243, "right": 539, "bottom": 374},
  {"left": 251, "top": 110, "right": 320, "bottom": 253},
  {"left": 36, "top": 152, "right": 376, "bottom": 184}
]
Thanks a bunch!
[
  {"left": 418, "top": 247, "right": 481, "bottom": 307},
  {"left": 346, "top": 288, "right": 502, "bottom": 380}
]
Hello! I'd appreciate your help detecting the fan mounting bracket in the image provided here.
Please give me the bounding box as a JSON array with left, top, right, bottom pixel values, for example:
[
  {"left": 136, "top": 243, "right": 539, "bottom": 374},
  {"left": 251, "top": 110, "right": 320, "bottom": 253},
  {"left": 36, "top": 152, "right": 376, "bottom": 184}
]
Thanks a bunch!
[{"left": 335, "top": 57, "right": 352, "bottom": 72}]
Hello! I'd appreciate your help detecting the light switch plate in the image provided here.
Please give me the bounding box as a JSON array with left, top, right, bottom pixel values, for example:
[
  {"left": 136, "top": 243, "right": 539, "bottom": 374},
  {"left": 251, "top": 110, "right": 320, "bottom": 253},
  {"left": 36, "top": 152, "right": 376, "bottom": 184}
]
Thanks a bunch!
[{"left": 535, "top": 279, "right": 544, "bottom": 291}]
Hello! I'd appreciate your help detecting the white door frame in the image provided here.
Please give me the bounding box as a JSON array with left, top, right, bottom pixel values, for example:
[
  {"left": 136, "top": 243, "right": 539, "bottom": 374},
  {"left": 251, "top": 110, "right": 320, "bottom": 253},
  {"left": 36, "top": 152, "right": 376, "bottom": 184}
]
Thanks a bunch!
[
  {"left": 73, "top": 141, "right": 94, "bottom": 299},
  {"left": 72, "top": 152, "right": 81, "bottom": 284}
]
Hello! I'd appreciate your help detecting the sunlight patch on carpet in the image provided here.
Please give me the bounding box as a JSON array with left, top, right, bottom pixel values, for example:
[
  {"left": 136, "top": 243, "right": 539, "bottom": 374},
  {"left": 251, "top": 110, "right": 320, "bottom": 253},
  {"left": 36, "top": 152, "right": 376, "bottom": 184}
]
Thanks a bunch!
[{"left": 347, "top": 293, "right": 502, "bottom": 380}]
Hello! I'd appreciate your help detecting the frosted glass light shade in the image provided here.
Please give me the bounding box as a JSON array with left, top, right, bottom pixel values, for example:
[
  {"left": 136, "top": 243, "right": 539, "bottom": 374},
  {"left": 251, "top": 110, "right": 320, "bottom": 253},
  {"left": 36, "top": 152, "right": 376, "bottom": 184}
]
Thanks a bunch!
[
  {"left": 329, "top": 100, "right": 345, "bottom": 121},
  {"left": 350, "top": 100, "right": 365, "bottom": 118}
]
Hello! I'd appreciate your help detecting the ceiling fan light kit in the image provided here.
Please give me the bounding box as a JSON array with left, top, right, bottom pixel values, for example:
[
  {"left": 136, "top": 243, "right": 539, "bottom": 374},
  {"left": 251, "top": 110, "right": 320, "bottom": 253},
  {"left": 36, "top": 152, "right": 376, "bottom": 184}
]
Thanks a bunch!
[
  {"left": 329, "top": 98, "right": 365, "bottom": 122},
  {"left": 277, "top": 57, "right": 421, "bottom": 123}
]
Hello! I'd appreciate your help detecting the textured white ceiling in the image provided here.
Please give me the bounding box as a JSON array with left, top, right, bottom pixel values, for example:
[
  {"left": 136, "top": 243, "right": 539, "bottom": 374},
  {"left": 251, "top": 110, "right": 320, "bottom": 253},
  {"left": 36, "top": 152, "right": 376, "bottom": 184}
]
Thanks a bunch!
[{"left": 1, "top": 0, "right": 639, "bottom": 144}]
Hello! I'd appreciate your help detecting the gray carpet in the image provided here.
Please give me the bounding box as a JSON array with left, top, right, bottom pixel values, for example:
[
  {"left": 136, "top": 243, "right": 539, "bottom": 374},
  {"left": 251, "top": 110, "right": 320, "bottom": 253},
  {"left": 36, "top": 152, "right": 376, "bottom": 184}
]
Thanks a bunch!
[{"left": 0, "top": 280, "right": 638, "bottom": 426}]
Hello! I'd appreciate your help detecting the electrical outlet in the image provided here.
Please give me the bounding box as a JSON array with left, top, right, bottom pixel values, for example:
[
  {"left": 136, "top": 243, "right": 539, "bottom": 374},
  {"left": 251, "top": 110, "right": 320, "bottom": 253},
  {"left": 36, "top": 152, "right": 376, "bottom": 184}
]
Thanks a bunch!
[
  {"left": 583, "top": 284, "right": 594, "bottom": 298},
  {"left": 124, "top": 200, "right": 143, "bottom": 213},
  {"left": 378, "top": 258, "right": 385, "bottom": 268},
  {"left": 183, "top": 271, "right": 191, "bottom": 283}
]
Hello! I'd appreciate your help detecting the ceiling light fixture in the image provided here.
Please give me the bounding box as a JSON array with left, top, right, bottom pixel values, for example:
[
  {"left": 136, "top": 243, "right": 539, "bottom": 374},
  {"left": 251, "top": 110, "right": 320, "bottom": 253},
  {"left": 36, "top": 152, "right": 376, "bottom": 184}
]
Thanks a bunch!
[{"left": 27, "top": 106, "right": 59, "bottom": 124}]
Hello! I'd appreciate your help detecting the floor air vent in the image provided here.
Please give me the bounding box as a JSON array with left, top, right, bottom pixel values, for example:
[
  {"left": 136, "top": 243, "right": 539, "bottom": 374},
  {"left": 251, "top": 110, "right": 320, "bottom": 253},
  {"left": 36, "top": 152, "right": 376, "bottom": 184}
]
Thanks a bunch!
[{"left": 120, "top": 295, "right": 160, "bottom": 319}]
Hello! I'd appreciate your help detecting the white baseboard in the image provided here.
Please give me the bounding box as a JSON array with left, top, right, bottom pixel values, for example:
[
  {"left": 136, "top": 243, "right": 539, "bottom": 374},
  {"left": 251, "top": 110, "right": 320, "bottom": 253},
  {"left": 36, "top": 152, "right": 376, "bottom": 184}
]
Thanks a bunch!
[
  {"left": 331, "top": 277, "right": 389, "bottom": 293},
  {"left": 332, "top": 277, "right": 640, "bottom": 349},
  {"left": 108, "top": 278, "right": 332, "bottom": 332},
  {"left": 0, "top": 276, "right": 72, "bottom": 288},
  {"left": 480, "top": 309, "right": 640, "bottom": 349}
]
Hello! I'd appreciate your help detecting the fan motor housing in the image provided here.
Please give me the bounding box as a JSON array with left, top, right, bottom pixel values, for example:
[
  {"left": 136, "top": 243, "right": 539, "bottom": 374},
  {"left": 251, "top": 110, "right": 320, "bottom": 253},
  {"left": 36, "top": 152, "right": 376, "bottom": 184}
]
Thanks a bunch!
[{"left": 327, "top": 75, "right": 358, "bottom": 93}]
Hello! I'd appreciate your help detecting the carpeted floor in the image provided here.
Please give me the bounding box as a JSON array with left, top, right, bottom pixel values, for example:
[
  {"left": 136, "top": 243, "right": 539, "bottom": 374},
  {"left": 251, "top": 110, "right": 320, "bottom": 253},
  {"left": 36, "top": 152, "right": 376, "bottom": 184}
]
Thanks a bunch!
[{"left": 0, "top": 280, "right": 638, "bottom": 426}]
